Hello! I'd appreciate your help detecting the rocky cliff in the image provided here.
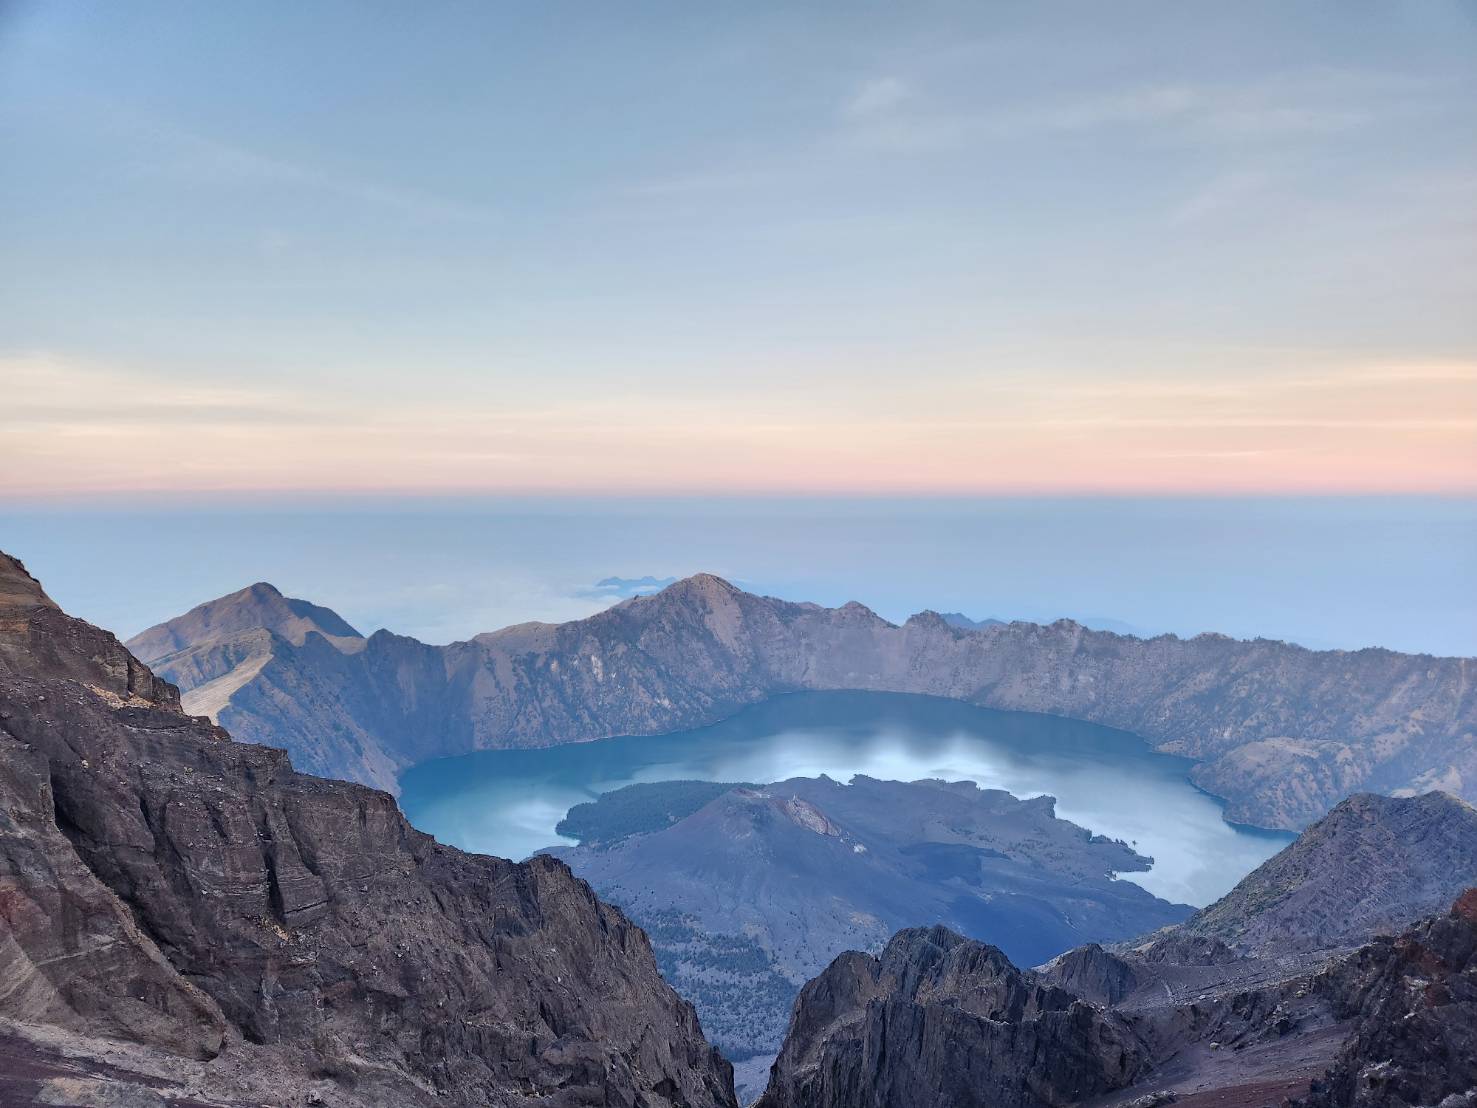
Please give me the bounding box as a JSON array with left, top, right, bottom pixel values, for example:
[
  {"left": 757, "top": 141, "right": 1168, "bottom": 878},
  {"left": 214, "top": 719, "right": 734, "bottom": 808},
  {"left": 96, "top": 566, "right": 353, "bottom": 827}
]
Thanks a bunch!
[
  {"left": 759, "top": 890, "right": 1477, "bottom": 1108},
  {"left": 754, "top": 925, "right": 1149, "bottom": 1108},
  {"left": 130, "top": 573, "right": 1477, "bottom": 830},
  {"left": 1297, "top": 889, "right": 1477, "bottom": 1108},
  {"left": 0, "top": 552, "right": 735, "bottom": 1107}
]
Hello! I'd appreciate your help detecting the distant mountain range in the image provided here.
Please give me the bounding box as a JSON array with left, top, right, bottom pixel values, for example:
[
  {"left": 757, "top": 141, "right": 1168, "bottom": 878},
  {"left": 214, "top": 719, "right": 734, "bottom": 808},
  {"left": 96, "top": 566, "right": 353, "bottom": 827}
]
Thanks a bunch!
[
  {"left": 550, "top": 776, "right": 1192, "bottom": 1092},
  {"left": 938, "top": 611, "right": 1007, "bottom": 630},
  {"left": 129, "top": 573, "right": 1477, "bottom": 830},
  {"left": 942, "top": 612, "right": 1152, "bottom": 637}
]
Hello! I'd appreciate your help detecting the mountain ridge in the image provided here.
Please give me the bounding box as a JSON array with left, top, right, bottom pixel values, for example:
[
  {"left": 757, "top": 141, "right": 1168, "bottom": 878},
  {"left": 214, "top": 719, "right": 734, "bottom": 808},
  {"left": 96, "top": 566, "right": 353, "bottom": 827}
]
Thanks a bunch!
[
  {"left": 129, "top": 573, "right": 1477, "bottom": 830},
  {"left": 1171, "top": 790, "right": 1477, "bottom": 956}
]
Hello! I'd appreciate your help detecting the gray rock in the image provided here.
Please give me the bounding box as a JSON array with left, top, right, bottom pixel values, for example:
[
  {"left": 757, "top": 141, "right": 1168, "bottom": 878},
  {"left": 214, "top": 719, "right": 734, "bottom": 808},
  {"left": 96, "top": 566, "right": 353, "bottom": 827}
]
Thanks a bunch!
[
  {"left": 757, "top": 788, "right": 1477, "bottom": 1108},
  {"left": 1295, "top": 890, "right": 1477, "bottom": 1108},
  {"left": 0, "top": 551, "right": 736, "bottom": 1107},
  {"left": 755, "top": 925, "right": 1149, "bottom": 1108}
]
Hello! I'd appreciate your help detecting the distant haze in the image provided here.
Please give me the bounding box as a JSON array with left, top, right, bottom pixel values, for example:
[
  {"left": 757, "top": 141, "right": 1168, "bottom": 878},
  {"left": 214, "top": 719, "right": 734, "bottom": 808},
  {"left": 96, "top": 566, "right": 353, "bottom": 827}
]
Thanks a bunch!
[{"left": 4, "top": 495, "right": 1473, "bottom": 657}]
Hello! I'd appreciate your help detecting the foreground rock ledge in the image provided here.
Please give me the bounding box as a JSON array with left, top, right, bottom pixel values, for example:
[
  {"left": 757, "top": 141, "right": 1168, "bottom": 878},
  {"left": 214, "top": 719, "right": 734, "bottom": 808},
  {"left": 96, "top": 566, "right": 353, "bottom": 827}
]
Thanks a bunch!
[{"left": 0, "top": 551, "right": 736, "bottom": 1108}]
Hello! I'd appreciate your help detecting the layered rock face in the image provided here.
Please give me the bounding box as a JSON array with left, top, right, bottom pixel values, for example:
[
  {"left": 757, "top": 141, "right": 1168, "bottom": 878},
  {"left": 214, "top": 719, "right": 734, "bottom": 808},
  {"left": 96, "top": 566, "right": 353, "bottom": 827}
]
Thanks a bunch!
[
  {"left": 131, "top": 573, "right": 1476, "bottom": 829},
  {"left": 755, "top": 925, "right": 1148, "bottom": 1108},
  {"left": 0, "top": 553, "right": 735, "bottom": 1107},
  {"left": 0, "top": 552, "right": 177, "bottom": 709}
]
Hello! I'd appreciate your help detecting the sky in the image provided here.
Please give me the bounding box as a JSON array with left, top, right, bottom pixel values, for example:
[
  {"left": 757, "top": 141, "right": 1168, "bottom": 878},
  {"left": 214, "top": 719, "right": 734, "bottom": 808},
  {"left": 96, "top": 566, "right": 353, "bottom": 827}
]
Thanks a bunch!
[{"left": 2, "top": 1, "right": 1475, "bottom": 497}]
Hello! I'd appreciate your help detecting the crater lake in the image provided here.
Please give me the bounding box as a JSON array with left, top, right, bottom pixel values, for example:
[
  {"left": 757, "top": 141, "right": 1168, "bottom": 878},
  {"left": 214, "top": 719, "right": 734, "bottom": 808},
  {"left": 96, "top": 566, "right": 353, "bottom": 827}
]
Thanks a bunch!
[{"left": 398, "top": 690, "right": 1292, "bottom": 906}]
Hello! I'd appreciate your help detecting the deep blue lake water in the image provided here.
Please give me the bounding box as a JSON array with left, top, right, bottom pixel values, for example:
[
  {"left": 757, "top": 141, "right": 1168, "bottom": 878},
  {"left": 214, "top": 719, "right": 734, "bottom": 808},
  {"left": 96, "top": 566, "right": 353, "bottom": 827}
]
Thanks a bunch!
[{"left": 399, "top": 690, "right": 1293, "bottom": 907}]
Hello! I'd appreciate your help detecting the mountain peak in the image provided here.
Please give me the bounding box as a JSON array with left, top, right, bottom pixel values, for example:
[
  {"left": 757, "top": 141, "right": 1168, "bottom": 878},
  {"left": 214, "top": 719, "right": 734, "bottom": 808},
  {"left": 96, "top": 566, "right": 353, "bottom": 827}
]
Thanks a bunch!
[
  {"left": 937, "top": 612, "right": 1007, "bottom": 631},
  {"left": 127, "top": 581, "right": 362, "bottom": 662},
  {"left": 656, "top": 573, "right": 741, "bottom": 601},
  {"left": 1180, "top": 790, "right": 1477, "bottom": 956},
  {"left": 0, "top": 552, "right": 58, "bottom": 613},
  {"left": 760, "top": 923, "right": 1144, "bottom": 1108},
  {"left": 0, "top": 550, "right": 179, "bottom": 707},
  {"left": 686, "top": 572, "right": 739, "bottom": 591}
]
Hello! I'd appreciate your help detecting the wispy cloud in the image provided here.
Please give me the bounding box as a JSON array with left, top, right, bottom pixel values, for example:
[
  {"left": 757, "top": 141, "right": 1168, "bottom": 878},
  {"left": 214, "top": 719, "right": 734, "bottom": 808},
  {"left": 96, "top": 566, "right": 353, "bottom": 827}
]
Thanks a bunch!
[
  {"left": 103, "top": 102, "right": 501, "bottom": 227},
  {"left": 0, "top": 353, "right": 304, "bottom": 429},
  {"left": 1169, "top": 170, "right": 1275, "bottom": 226},
  {"left": 845, "top": 76, "right": 912, "bottom": 118},
  {"left": 4, "top": 351, "right": 1472, "bottom": 497},
  {"left": 622, "top": 168, "right": 790, "bottom": 198},
  {"left": 835, "top": 66, "right": 1436, "bottom": 158},
  {"left": 836, "top": 74, "right": 973, "bottom": 153}
]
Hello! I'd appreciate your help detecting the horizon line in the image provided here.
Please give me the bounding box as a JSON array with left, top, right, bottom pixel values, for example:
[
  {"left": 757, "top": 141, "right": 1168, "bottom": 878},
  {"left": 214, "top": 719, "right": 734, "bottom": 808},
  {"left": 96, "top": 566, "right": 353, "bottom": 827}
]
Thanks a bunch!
[{"left": 5, "top": 486, "right": 1477, "bottom": 510}]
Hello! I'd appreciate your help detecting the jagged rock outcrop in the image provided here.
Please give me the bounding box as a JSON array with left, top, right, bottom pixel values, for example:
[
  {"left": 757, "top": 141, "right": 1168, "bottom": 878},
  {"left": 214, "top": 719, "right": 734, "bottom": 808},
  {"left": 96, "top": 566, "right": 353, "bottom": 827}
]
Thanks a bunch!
[
  {"left": 1043, "top": 944, "right": 1140, "bottom": 1006},
  {"left": 755, "top": 925, "right": 1149, "bottom": 1108},
  {"left": 1176, "top": 792, "right": 1477, "bottom": 956},
  {"left": 130, "top": 573, "right": 1477, "bottom": 830},
  {"left": 0, "top": 552, "right": 736, "bottom": 1107},
  {"left": 762, "top": 888, "right": 1477, "bottom": 1108},
  {"left": 0, "top": 552, "right": 178, "bottom": 709},
  {"left": 0, "top": 708, "right": 226, "bottom": 1061},
  {"left": 1298, "top": 889, "right": 1477, "bottom": 1108}
]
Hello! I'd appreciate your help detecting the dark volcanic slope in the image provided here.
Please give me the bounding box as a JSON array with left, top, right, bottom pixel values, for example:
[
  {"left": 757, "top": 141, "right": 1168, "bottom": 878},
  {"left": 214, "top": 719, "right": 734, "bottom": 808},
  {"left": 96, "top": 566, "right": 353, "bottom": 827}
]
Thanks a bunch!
[
  {"left": 0, "top": 552, "right": 734, "bottom": 1108},
  {"left": 131, "top": 574, "right": 1476, "bottom": 830},
  {"left": 1177, "top": 791, "right": 1477, "bottom": 956}
]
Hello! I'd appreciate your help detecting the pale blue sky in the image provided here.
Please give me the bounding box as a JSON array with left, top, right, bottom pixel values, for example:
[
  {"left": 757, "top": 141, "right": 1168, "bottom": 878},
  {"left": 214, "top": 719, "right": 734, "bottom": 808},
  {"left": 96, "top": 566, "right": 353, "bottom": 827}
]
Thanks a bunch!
[
  {"left": 6, "top": 497, "right": 1476, "bottom": 655},
  {"left": 2, "top": 2, "right": 1475, "bottom": 494}
]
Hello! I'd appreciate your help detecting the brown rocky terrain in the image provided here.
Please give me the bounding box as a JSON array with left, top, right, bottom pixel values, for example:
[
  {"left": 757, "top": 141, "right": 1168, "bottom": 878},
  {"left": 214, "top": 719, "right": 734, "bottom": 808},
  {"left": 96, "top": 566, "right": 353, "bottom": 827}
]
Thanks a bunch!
[
  {"left": 755, "top": 786, "right": 1477, "bottom": 1108},
  {"left": 755, "top": 925, "right": 1150, "bottom": 1108},
  {"left": 0, "top": 552, "right": 736, "bottom": 1107},
  {"left": 1296, "top": 889, "right": 1477, "bottom": 1108},
  {"left": 130, "top": 574, "right": 1476, "bottom": 830},
  {"left": 758, "top": 878, "right": 1477, "bottom": 1108}
]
